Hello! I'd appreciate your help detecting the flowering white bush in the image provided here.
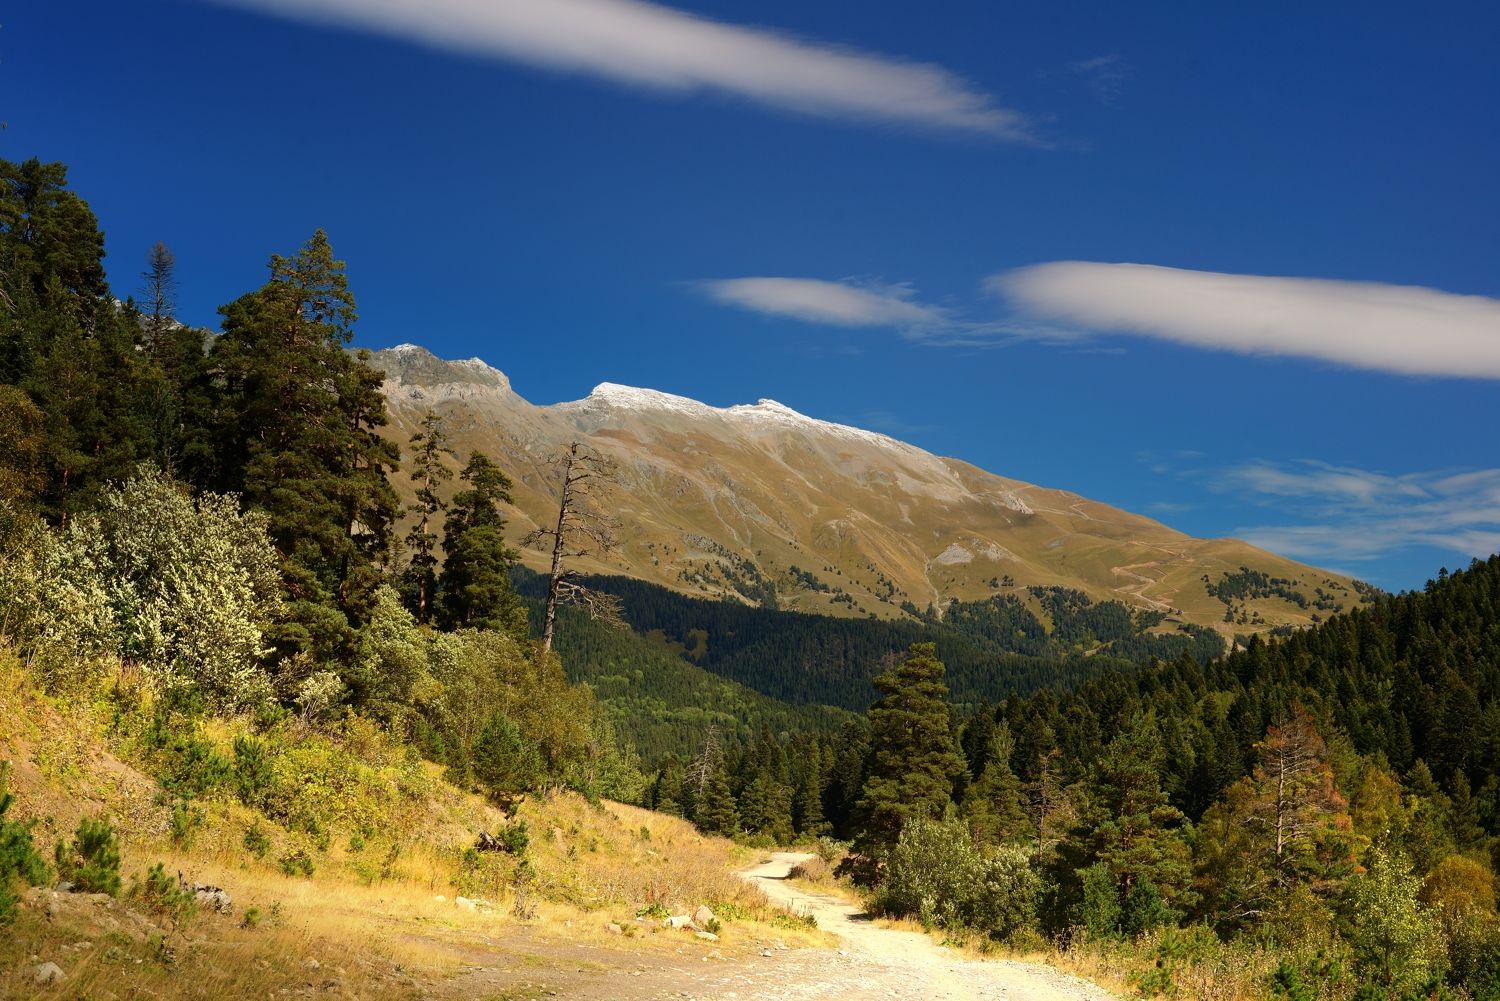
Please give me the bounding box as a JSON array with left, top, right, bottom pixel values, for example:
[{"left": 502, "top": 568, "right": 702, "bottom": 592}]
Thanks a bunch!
[
  {"left": 0, "top": 503, "right": 116, "bottom": 671},
  {"left": 0, "top": 468, "right": 282, "bottom": 709},
  {"left": 96, "top": 468, "right": 281, "bottom": 708}
]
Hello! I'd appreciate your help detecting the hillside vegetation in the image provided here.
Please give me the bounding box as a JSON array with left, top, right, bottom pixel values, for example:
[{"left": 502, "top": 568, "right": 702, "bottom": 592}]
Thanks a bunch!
[
  {"left": 653, "top": 555, "right": 1500, "bottom": 1000},
  {"left": 0, "top": 650, "right": 816, "bottom": 998},
  {"left": 522, "top": 570, "right": 1231, "bottom": 714}
]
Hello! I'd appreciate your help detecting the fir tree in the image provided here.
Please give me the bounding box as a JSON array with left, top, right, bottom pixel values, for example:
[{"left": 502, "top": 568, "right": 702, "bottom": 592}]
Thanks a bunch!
[
  {"left": 182, "top": 229, "right": 400, "bottom": 661},
  {"left": 437, "top": 452, "right": 526, "bottom": 641},
  {"left": 402, "top": 411, "right": 453, "bottom": 624},
  {"left": 694, "top": 753, "right": 738, "bottom": 836},
  {"left": 962, "top": 721, "right": 1031, "bottom": 846},
  {"left": 852, "top": 643, "right": 966, "bottom": 858}
]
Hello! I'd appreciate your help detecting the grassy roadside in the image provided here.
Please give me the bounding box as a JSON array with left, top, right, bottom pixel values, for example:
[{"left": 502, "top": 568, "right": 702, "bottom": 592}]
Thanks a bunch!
[{"left": 0, "top": 656, "right": 823, "bottom": 999}]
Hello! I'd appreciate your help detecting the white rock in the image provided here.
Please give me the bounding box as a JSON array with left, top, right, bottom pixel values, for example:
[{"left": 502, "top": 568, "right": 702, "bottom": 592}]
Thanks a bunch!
[{"left": 33, "top": 962, "right": 65, "bottom": 985}]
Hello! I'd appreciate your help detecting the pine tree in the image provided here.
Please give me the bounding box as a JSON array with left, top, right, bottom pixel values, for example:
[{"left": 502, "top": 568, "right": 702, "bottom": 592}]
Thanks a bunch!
[
  {"left": 738, "top": 772, "right": 794, "bottom": 843},
  {"left": 524, "top": 440, "right": 622, "bottom": 654},
  {"left": 139, "top": 240, "right": 176, "bottom": 352},
  {"left": 0, "top": 158, "right": 158, "bottom": 521},
  {"left": 793, "top": 741, "right": 829, "bottom": 837},
  {"left": 437, "top": 452, "right": 526, "bottom": 641},
  {"left": 1248, "top": 707, "right": 1354, "bottom": 895},
  {"left": 1027, "top": 746, "right": 1076, "bottom": 866},
  {"left": 1447, "top": 768, "right": 1485, "bottom": 850},
  {"left": 962, "top": 721, "right": 1031, "bottom": 846},
  {"left": 1196, "top": 706, "right": 1355, "bottom": 931},
  {"left": 182, "top": 229, "right": 400, "bottom": 661},
  {"left": 1072, "top": 712, "right": 1196, "bottom": 928},
  {"left": 402, "top": 411, "right": 453, "bottom": 624},
  {"left": 852, "top": 643, "right": 966, "bottom": 858},
  {"left": 694, "top": 753, "right": 739, "bottom": 836}
]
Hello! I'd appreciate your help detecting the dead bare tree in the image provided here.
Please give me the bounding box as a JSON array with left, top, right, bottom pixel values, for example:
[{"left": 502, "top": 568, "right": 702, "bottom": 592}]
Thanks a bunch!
[
  {"left": 686, "top": 724, "right": 722, "bottom": 799},
  {"left": 139, "top": 241, "right": 176, "bottom": 350},
  {"left": 524, "top": 440, "right": 624, "bottom": 654}
]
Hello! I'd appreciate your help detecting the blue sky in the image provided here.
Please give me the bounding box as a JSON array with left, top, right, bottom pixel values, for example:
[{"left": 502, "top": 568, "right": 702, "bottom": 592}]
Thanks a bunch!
[{"left": 6, "top": 0, "right": 1498, "bottom": 590}]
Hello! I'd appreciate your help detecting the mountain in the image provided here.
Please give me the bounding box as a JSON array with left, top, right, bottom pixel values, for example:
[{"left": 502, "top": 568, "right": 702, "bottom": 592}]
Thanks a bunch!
[{"left": 373, "top": 345, "right": 1370, "bottom": 636}]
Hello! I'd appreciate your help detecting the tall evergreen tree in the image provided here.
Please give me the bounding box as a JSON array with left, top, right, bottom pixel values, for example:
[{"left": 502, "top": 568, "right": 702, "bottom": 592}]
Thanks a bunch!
[
  {"left": 0, "top": 158, "right": 159, "bottom": 521},
  {"left": 1070, "top": 712, "right": 1196, "bottom": 930},
  {"left": 693, "top": 752, "right": 739, "bottom": 836},
  {"left": 402, "top": 410, "right": 453, "bottom": 624},
  {"left": 962, "top": 720, "right": 1031, "bottom": 846},
  {"left": 852, "top": 643, "right": 966, "bottom": 858},
  {"left": 437, "top": 452, "right": 526, "bottom": 640},
  {"left": 181, "top": 229, "right": 400, "bottom": 661}
]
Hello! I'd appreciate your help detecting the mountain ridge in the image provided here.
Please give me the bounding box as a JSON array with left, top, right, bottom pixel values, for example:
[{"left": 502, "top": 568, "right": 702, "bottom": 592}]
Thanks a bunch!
[{"left": 373, "top": 344, "right": 1368, "bottom": 635}]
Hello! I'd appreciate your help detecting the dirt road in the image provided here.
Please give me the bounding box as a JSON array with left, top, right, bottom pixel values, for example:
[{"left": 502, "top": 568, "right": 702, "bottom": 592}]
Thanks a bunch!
[
  {"left": 439, "top": 853, "right": 1116, "bottom": 1000},
  {"left": 733, "top": 851, "right": 1117, "bottom": 1001}
]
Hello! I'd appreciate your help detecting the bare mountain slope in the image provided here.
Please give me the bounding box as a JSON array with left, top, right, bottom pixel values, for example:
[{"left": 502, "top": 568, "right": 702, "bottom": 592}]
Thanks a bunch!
[{"left": 375, "top": 345, "right": 1364, "bottom": 634}]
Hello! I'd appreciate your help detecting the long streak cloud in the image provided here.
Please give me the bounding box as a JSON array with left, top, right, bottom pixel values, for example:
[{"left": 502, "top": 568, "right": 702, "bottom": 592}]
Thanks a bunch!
[
  {"left": 994, "top": 262, "right": 1500, "bottom": 379},
  {"left": 210, "top": 0, "right": 1031, "bottom": 138}
]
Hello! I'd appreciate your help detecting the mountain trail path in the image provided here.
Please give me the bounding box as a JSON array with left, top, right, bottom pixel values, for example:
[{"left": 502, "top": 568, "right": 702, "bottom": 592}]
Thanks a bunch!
[
  {"left": 436, "top": 853, "right": 1116, "bottom": 1000},
  {"left": 732, "top": 851, "right": 1119, "bottom": 1001}
]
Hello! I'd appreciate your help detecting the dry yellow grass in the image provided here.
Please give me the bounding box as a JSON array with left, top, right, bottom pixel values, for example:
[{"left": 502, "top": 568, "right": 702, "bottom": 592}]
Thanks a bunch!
[{"left": 0, "top": 656, "right": 819, "bottom": 999}]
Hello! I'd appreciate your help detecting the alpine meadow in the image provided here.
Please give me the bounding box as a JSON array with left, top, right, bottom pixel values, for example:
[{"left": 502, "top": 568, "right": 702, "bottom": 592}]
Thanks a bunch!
[{"left": 3, "top": 1, "right": 1500, "bottom": 1000}]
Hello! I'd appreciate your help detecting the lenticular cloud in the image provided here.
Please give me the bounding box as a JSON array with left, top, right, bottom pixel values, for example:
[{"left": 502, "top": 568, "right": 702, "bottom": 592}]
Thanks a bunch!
[
  {"left": 994, "top": 262, "right": 1500, "bottom": 379},
  {"left": 211, "top": 0, "right": 1031, "bottom": 140}
]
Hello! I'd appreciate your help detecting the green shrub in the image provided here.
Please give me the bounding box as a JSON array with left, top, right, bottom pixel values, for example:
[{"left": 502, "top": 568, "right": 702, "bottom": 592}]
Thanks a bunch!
[
  {"left": 966, "top": 845, "right": 1041, "bottom": 941},
  {"left": 814, "top": 836, "right": 845, "bottom": 865},
  {"left": 55, "top": 816, "right": 121, "bottom": 896},
  {"left": 877, "top": 817, "right": 1040, "bottom": 942},
  {"left": 141, "top": 711, "right": 231, "bottom": 798},
  {"left": 498, "top": 821, "right": 530, "bottom": 855},
  {"left": 243, "top": 822, "right": 271, "bottom": 859},
  {"left": 1122, "top": 877, "right": 1177, "bottom": 936},
  {"left": 0, "top": 765, "right": 50, "bottom": 923},
  {"left": 135, "top": 862, "right": 196, "bottom": 927},
  {"left": 278, "top": 849, "right": 315, "bottom": 878},
  {"left": 471, "top": 712, "right": 544, "bottom": 804},
  {"left": 1270, "top": 952, "right": 1346, "bottom": 1001},
  {"left": 1077, "top": 862, "right": 1122, "bottom": 939},
  {"left": 232, "top": 734, "right": 275, "bottom": 809},
  {"left": 169, "top": 799, "right": 204, "bottom": 846}
]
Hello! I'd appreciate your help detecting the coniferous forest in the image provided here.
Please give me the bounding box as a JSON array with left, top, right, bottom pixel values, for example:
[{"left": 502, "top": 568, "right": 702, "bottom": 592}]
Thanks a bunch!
[{"left": 4, "top": 157, "right": 1500, "bottom": 1000}]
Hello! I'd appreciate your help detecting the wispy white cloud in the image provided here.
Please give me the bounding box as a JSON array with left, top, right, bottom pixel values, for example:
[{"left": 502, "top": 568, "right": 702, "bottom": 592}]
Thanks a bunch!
[
  {"left": 211, "top": 0, "right": 1034, "bottom": 139},
  {"left": 993, "top": 262, "right": 1500, "bottom": 380},
  {"left": 699, "top": 275, "right": 1078, "bottom": 345},
  {"left": 1222, "top": 461, "right": 1500, "bottom": 563},
  {"left": 700, "top": 277, "right": 950, "bottom": 329}
]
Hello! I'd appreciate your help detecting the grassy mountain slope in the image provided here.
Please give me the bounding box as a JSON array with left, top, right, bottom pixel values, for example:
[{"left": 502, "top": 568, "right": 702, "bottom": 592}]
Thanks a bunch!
[
  {"left": 374, "top": 345, "right": 1368, "bottom": 638},
  {"left": 0, "top": 654, "right": 818, "bottom": 999}
]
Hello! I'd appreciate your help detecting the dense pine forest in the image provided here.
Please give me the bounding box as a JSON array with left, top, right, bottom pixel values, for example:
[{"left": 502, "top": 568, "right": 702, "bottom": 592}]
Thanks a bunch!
[
  {"left": 4, "top": 156, "right": 1500, "bottom": 1000},
  {"left": 516, "top": 570, "right": 1228, "bottom": 710},
  {"left": 635, "top": 557, "right": 1500, "bottom": 998}
]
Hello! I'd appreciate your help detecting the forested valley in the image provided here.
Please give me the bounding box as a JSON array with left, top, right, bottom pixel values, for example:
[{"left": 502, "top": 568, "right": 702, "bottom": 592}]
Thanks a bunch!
[{"left": 4, "top": 157, "right": 1500, "bottom": 1000}]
